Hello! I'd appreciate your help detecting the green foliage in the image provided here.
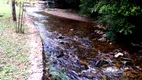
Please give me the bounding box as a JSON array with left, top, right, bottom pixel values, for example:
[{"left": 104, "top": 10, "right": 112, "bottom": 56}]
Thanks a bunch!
[
  {"left": 47, "top": 8, "right": 51, "bottom": 11},
  {"left": 49, "top": 65, "right": 69, "bottom": 80},
  {"left": 79, "top": 0, "right": 142, "bottom": 40},
  {"left": 79, "top": 0, "right": 97, "bottom": 16}
]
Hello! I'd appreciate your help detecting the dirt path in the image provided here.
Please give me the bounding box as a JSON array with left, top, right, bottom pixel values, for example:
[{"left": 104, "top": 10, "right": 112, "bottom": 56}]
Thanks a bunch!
[
  {"left": 44, "top": 8, "right": 92, "bottom": 23},
  {"left": 24, "top": 13, "right": 44, "bottom": 80}
]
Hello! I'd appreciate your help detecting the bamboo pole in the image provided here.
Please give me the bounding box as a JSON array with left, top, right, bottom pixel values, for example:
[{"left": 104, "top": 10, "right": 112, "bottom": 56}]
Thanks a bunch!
[
  {"left": 17, "top": 2, "right": 21, "bottom": 33},
  {"left": 20, "top": 2, "right": 24, "bottom": 33}
]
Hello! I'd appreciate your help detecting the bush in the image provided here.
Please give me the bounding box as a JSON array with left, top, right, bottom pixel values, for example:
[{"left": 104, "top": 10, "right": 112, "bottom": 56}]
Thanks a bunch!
[{"left": 79, "top": 0, "right": 142, "bottom": 41}]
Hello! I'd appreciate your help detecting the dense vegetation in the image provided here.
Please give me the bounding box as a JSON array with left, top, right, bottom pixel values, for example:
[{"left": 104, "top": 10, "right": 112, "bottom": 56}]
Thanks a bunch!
[
  {"left": 79, "top": 0, "right": 142, "bottom": 42},
  {"left": 52, "top": 0, "right": 80, "bottom": 9}
]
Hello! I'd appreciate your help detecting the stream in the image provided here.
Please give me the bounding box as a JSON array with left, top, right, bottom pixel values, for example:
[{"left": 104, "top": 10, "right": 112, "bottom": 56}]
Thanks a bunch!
[{"left": 26, "top": 7, "right": 142, "bottom": 80}]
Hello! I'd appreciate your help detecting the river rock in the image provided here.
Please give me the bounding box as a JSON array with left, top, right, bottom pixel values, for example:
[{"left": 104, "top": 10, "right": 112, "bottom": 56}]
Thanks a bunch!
[
  {"left": 80, "top": 60, "right": 89, "bottom": 69},
  {"left": 98, "top": 37, "right": 106, "bottom": 42},
  {"left": 58, "top": 36, "right": 64, "bottom": 39},
  {"left": 114, "top": 52, "right": 124, "bottom": 58}
]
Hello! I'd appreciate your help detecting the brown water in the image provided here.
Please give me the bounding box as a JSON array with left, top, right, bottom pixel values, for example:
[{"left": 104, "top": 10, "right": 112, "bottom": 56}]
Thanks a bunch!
[{"left": 27, "top": 9, "right": 142, "bottom": 80}]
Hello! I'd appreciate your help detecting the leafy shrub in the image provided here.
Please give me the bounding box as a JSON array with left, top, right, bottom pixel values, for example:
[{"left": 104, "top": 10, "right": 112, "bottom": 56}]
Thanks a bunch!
[{"left": 79, "top": 0, "right": 142, "bottom": 41}]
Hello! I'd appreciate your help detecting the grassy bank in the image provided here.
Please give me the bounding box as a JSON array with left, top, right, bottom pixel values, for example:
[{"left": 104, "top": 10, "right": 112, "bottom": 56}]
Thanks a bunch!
[{"left": 0, "top": 1, "right": 30, "bottom": 80}]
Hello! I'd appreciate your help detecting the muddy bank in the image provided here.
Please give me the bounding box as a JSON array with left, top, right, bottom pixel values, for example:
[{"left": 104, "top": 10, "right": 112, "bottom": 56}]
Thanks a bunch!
[{"left": 44, "top": 8, "right": 92, "bottom": 23}]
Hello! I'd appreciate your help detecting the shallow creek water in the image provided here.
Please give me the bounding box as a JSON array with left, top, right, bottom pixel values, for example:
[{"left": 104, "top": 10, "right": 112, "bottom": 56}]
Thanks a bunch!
[{"left": 27, "top": 8, "right": 142, "bottom": 80}]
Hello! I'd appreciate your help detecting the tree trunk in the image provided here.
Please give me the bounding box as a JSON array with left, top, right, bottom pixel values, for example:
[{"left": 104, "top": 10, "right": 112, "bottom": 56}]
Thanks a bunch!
[{"left": 12, "top": 0, "right": 17, "bottom": 21}]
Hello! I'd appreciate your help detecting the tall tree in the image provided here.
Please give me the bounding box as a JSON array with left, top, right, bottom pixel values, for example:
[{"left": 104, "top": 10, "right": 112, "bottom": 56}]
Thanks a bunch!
[{"left": 12, "top": 0, "right": 17, "bottom": 21}]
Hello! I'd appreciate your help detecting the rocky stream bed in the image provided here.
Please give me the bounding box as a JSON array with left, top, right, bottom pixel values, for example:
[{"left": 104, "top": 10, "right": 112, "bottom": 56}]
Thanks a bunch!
[{"left": 26, "top": 7, "right": 142, "bottom": 80}]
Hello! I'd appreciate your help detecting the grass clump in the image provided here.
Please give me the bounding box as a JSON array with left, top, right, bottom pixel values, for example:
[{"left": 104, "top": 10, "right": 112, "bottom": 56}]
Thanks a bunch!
[{"left": 49, "top": 64, "right": 69, "bottom": 80}]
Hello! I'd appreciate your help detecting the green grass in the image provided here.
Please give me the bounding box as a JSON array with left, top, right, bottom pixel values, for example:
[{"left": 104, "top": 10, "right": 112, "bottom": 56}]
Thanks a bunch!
[
  {"left": 0, "top": 0, "right": 12, "bottom": 20},
  {"left": 0, "top": 1, "right": 30, "bottom": 80}
]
